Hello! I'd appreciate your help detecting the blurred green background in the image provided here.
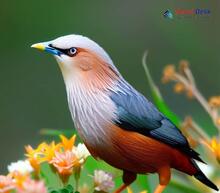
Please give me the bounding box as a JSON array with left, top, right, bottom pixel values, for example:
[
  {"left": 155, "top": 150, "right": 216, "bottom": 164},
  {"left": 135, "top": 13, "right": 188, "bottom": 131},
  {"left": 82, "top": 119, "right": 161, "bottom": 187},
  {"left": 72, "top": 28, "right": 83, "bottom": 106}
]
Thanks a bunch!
[{"left": 0, "top": 0, "right": 219, "bottom": 186}]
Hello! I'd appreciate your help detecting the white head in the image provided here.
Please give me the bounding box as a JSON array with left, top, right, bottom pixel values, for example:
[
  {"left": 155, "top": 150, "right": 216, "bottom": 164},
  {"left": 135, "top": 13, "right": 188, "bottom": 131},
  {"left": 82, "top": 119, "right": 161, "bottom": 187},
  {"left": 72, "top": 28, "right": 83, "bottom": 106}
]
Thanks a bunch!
[{"left": 31, "top": 34, "right": 120, "bottom": 90}]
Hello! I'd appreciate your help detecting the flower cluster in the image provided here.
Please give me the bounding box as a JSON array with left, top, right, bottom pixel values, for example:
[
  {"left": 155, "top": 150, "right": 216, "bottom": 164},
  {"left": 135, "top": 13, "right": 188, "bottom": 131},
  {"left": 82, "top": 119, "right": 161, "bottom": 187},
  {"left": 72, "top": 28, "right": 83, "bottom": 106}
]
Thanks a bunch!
[
  {"left": 0, "top": 170, "right": 47, "bottom": 193},
  {"left": 0, "top": 135, "right": 92, "bottom": 193},
  {"left": 25, "top": 135, "right": 90, "bottom": 178},
  {"left": 162, "top": 60, "right": 194, "bottom": 98}
]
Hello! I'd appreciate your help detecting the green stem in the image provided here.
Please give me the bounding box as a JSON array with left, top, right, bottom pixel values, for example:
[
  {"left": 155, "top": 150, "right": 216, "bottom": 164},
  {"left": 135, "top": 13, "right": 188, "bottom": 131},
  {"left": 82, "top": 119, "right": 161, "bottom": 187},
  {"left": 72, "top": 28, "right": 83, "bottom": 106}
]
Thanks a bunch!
[{"left": 74, "top": 167, "right": 81, "bottom": 191}]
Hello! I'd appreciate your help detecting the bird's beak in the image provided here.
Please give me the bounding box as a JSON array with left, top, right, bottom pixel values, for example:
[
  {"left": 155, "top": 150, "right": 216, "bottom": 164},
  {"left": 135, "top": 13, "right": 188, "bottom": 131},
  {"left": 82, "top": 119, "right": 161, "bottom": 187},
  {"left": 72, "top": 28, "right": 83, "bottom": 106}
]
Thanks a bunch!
[{"left": 31, "top": 42, "right": 61, "bottom": 56}]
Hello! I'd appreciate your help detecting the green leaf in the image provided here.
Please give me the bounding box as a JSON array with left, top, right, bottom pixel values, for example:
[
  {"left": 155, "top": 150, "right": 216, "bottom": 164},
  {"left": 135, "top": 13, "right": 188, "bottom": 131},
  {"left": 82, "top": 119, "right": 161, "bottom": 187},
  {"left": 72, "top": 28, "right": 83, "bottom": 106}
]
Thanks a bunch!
[
  {"left": 39, "top": 162, "right": 63, "bottom": 189},
  {"left": 49, "top": 184, "right": 74, "bottom": 193},
  {"left": 142, "top": 51, "right": 181, "bottom": 127}
]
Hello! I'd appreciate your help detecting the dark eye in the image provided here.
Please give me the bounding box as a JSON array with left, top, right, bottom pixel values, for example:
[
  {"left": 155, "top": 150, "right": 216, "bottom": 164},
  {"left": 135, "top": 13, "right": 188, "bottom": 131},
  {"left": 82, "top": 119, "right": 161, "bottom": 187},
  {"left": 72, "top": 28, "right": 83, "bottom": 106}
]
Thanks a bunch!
[{"left": 68, "top": 47, "right": 77, "bottom": 56}]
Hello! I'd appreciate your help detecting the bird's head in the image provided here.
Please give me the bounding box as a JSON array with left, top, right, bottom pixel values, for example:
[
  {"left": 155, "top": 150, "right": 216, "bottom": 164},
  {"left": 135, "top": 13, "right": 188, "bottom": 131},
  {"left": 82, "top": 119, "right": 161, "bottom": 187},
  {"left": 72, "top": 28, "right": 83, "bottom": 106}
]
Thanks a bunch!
[{"left": 31, "top": 34, "right": 120, "bottom": 90}]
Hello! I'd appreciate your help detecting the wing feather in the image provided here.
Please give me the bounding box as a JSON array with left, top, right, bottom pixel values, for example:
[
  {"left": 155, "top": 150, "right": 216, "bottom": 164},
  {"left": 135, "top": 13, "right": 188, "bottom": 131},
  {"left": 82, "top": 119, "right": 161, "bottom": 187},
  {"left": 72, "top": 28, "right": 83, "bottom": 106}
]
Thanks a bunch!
[{"left": 110, "top": 83, "right": 204, "bottom": 162}]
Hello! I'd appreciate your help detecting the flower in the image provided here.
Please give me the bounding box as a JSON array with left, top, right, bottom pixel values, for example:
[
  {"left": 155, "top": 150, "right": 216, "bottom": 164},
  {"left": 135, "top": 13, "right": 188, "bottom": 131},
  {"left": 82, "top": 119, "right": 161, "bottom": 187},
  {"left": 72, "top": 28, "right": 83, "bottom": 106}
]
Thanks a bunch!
[
  {"left": 0, "top": 175, "right": 15, "bottom": 193},
  {"left": 25, "top": 142, "right": 61, "bottom": 172},
  {"left": 16, "top": 179, "right": 47, "bottom": 193},
  {"left": 179, "top": 60, "right": 189, "bottom": 73},
  {"left": 8, "top": 160, "right": 33, "bottom": 175},
  {"left": 210, "top": 138, "right": 220, "bottom": 163},
  {"left": 209, "top": 96, "right": 220, "bottom": 108},
  {"left": 72, "top": 143, "right": 90, "bottom": 164},
  {"left": 50, "top": 150, "right": 78, "bottom": 175},
  {"left": 162, "top": 65, "right": 176, "bottom": 83},
  {"left": 93, "top": 170, "right": 114, "bottom": 192},
  {"left": 42, "top": 141, "right": 61, "bottom": 162},
  {"left": 216, "top": 118, "right": 220, "bottom": 126},
  {"left": 174, "top": 82, "right": 185, "bottom": 94},
  {"left": 60, "top": 135, "right": 76, "bottom": 151}
]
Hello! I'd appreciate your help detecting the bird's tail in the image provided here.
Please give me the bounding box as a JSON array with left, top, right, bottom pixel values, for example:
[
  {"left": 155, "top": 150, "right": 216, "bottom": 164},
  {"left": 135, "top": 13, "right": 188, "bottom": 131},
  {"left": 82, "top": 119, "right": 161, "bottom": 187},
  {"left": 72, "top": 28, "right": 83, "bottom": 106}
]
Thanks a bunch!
[
  {"left": 192, "top": 160, "right": 219, "bottom": 191},
  {"left": 194, "top": 171, "right": 218, "bottom": 191}
]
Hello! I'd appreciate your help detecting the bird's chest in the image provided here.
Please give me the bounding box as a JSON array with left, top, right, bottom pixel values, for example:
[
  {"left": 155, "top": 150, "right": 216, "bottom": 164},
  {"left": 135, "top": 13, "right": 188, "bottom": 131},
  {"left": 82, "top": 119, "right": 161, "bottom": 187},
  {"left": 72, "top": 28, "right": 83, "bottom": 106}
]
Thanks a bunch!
[{"left": 66, "top": 85, "right": 117, "bottom": 148}]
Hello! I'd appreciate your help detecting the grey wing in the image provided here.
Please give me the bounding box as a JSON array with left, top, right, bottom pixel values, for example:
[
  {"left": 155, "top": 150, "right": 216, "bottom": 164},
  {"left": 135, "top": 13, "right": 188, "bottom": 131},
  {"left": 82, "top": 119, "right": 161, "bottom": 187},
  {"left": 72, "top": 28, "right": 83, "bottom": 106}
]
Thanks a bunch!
[{"left": 110, "top": 84, "right": 203, "bottom": 162}]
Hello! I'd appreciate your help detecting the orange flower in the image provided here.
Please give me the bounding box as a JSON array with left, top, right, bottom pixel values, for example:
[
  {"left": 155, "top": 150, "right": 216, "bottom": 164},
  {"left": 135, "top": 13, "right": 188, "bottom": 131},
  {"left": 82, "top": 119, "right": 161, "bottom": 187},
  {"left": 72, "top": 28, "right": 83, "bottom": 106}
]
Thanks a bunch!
[
  {"left": 59, "top": 135, "right": 76, "bottom": 151},
  {"left": 179, "top": 60, "right": 189, "bottom": 73},
  {"left": 174, "top": 82, "right": 185, "bottom": 94},
  {"left": 209, "top": 96, "right": 220, "bottom": 108},
  {"left": 162, "top": 65, "right": 176, "bottom": 83},
  {"left": 50, "top": 150, "right": 78, "bottom": 175},
  {"left": 0, "top": 175, "right": 15, "bottom": 193}
]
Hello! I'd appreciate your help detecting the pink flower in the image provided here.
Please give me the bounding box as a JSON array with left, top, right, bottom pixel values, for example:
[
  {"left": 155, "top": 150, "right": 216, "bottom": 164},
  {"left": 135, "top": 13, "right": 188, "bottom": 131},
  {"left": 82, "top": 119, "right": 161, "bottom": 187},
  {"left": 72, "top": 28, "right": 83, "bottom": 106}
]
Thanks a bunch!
[
  {"left": 50, "top": 150, "right": 77, "bottom": 175},
  {"left": 0, "top": 175, "right": 15, "bottom": 193},
  {"left": 17, "top": 179, "right": 47, "bottom": 193}
]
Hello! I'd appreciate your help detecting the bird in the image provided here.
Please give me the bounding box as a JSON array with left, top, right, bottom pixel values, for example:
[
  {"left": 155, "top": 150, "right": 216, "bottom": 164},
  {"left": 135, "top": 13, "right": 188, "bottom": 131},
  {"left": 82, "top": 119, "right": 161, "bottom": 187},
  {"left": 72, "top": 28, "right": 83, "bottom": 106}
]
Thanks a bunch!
[{"left": 31, "top": 34, "right": 218, "bottom": 193}]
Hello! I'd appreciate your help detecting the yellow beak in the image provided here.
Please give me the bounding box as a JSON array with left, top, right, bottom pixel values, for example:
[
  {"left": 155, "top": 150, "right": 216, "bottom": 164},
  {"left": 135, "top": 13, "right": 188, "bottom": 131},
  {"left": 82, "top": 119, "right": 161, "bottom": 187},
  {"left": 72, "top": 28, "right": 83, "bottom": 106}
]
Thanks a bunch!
[
  {"left": 31, "top": 43, "right": 46, "bottom": 51},
  {"left": 31, "top": 42, "right": 61, "bottom": 56}
]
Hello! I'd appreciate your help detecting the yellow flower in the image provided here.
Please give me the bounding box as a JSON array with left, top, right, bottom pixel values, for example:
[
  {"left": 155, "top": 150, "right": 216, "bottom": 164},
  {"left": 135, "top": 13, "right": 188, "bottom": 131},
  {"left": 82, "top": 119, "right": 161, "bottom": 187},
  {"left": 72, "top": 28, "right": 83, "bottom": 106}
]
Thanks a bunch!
[
  {"left": 210, "top": 138, "right": 220, "bottom": 163},
  {"left": 25, "top": 143, "right": 48, "bottom": 163},
  {"left": 25, "top": 142, "right": 61, "bottom": 172},
  {"left": 127, "top": 187, "right": 147, "bottom": 193},
  {"left": 59, "top": 135, "right": 76, "bottom": 151},
  {"left": 25, "top": 143, "right": 46, "bottom": 172},
  {"left": 42, "top": 141, "right": 61, "bottom": 162},
  {"left": 162, "top": 65, "right": 176, "bottom": 83}
]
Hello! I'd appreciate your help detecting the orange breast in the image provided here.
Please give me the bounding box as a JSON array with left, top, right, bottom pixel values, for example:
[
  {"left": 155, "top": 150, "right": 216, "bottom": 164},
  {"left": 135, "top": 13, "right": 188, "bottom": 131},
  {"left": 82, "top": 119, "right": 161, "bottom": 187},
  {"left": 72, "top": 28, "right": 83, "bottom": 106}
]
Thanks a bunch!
[{"left": 84, "top": 124, "right": 197, "bottom": 175}]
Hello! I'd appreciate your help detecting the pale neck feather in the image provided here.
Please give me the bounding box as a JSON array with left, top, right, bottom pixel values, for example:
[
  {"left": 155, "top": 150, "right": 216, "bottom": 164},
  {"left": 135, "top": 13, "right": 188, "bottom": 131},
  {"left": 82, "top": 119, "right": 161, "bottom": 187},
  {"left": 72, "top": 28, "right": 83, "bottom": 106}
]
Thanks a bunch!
[{"left": 65, "top": 74, "right": 118, "bottom": 146}]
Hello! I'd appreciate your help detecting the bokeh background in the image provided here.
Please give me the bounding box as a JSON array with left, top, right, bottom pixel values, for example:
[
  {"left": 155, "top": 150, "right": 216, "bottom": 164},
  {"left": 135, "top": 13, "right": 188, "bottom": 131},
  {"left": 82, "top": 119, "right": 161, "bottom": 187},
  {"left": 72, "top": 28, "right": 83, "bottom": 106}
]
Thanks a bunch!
[{"left": 0, "top": 0, "right": 219, "bottom": 188}]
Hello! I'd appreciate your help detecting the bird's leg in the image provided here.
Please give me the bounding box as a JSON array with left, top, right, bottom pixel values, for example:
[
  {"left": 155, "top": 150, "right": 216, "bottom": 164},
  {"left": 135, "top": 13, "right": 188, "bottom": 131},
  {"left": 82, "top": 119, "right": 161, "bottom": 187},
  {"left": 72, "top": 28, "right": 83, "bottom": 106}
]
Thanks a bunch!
[
  {"left": 154, "top": 185, "right": 166, "bottom": 193},
  {"left": 154, "top": 166, "right": 171, "bottom": 193},
  {"left": 113, "top": 171, "right": 137, "bottom": 193}
]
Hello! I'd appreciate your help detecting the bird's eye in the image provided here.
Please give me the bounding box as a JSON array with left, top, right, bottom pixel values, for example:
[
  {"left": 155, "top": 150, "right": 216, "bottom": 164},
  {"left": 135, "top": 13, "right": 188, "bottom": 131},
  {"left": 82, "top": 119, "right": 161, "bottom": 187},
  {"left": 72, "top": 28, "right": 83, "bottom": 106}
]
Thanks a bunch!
[{"left": 68, "top": 47, "right": 77, "bottom": 56}]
